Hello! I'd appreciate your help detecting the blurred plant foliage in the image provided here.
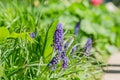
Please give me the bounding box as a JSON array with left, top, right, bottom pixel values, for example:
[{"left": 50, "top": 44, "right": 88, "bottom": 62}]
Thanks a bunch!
[
  {"left": 0, "top": 0, "right": 120, "bottom": 80},
  {"left": 38, "top": 0, "right": 120, "bottom": 54}
]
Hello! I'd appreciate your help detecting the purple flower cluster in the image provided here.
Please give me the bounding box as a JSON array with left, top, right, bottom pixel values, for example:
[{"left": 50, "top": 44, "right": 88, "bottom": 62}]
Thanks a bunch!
[
  {"left": 83, "top": 38, "right": 92, "bottom": 56},
  {"left": 61, "top": 52, "right": 65, "bottom": 59},
  {"left": 64, "top": 42, "right": 69, "bottom": 49},
  {"left": 70, "top": 45, "right": 77, "bottom": 54},
  {"left": 69, "top": 19, "right": 81, "bottom": 54},
  {"left": 74, "top": 19, "right": 81, "bottom": 36},
  {"left": 49, "top": 23, "right": 68, "bottom": 70},
  {"left": 62, "top": 57, "right": 68, "bottom": 68},
  {"left": 48, "top": 22, "right": 93, "bottom": 70},
  {"left": 48, "top": 54, "right": 60, "bottom": 70},
  {"left": 53, "top": 23, "right": 63, "bottom": 53},
  {"left": 30, "top": 32, "right": 35, "bottom": 38},
  {"left": 61, "top": 52, "right": 68, "bottom": 68}
]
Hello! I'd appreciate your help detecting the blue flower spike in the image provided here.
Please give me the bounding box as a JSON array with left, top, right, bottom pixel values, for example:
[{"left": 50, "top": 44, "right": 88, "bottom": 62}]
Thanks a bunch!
[{"left": 83, "top": 38, "right": 92, "bottom": 56}]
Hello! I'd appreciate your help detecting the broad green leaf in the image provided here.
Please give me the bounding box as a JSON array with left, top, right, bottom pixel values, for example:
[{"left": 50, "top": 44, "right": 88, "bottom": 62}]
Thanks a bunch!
[
  {"left": 0, "top": 27, "right": 9, "bottom": 43},
  {"left": 9, "top": 32, "right": 20, "bottom": 38},
  {"left": 9, "top": 32, "right": 34, "bottom": 43},
  {"left": 42, "top": 21, "right": 58, "bottom": 61}
]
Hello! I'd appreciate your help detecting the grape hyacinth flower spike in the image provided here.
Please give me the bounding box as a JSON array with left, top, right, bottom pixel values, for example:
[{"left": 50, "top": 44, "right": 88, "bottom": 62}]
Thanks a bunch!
[
  {"left": 64, "top": 41, "right": 69, "bottom": 49},
  {"left": 48, "top": 54, "right": 60, "bottom": 70},
  {"left": 62, "top": 57, "right": 68, "bottom": 69},
  {"left": 72, "top": 19, "right": 81, "bottom": 53},
  {"left": 61, "top": 52, "right": 68, "bottom": 68},
  {"left": 53, "top": 23, "right": 63, "bottom": 53},
  {"left": 70, "top": 45, "right": 77, "bottom": 54},
  {"left": 83, "top": 38, "right": 92, "bottom": 56},
  {"left": 74, "top": 19, "right": 81, "bottom": 36},
  {"left": 49, "top": 23, "right": 64, "bottom": 70},
  {"left": 30, "top": 32, "right": 35, "bottom": 38},
  {"left": 61, "top": 52, "right": 66, "bottom": 59}
]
